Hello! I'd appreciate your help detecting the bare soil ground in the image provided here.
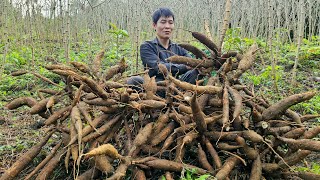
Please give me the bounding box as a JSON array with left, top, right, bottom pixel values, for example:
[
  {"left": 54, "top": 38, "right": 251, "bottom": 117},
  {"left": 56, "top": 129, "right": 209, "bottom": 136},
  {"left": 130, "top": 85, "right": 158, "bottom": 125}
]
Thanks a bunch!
[
  {"left": 0, "top": 68, "right": 319, "bottom": 179},
  {"left": 1, "top": 108, "right": 319, "bottom": 180},
  {"left": 0, "top": 108, "right": 48, "bottom": 176}
]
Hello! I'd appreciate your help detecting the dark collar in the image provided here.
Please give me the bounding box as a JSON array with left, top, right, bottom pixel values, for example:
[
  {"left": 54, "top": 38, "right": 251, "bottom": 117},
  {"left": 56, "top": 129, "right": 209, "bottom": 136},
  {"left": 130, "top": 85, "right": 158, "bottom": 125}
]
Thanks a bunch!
[{"left": 151, "top": 37, "right": 175, "bottom": 49}]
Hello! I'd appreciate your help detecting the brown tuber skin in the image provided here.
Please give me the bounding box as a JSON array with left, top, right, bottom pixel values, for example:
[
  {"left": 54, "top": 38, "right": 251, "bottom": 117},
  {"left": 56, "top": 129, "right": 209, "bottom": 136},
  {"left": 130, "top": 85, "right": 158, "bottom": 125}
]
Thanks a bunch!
[
  {"left": 133, "top": 122, "right": 154, "bottom": 147},
  {"left": 249, "top": 155, "right": 262, "bottom": 180},
  {"left": 150, "top": 121, "right": 175, "bottom": 146},
  {"left": 221, "top": 85, "right": 230, "bottom": 129},
  {"left": 92, "top": 50, "right": 105, "bottom": 78},
  {"left": 169, "top": 75, "right": 222, "bottom": 94},
  {"left": 5, "top": 97, "right": 37, "bottom": 110},
  {"left": 167, "top": 55, "right": 214, "bottom": 68},
  {"left": 35, "top": 150, "right": 65, "bottom": 179},
  {"left": 227, "top": 86, "right": 242, "bottom": 120},
  {"left": 77, "top": 168, "right": 100, "bottom": 180},
  {"left": 82, "top": 115, "right": 121, "bottom": 143},
  {"left": 191, "top": 93, "right": 207, "bottom": 133},
  {"left": 140, "top": 158, "right": 208, "bottom": 175},
  {"left": 215, "top": 156, "right": 240, "bottom": 180},
  {"left": 45, "top": 106, "right": 72, "bottom": 125},
  {"left": 300, "top": 126, "right": 320, "bottom": 139},
  {"left": 236, "top": 136, "right": 259, "bottom": 160},
  {"left": 204, "top": 137, "right": 222, "bottom": 168},
  {"left": 233, "top": 44, "right": 258, "bottom": 80},
  {"left": 282, "top": 171, "right": 320, "bottom": 180},
  {"left": 153, "top": 109, "right": 170, "bottom": 135},
  {"left": 25, "top": 142, "right": 62, "bottom": 180},
  {"left": 262, "top": 91, "right": 316, "bottom": 121},
  {"left": 278, "top": 150, "right": 311, "bottom": 168},
  {"left": 178, "top": 43, "right": 208, "bottom": 59},
  {"left": 104, "top": 57, "right": 128, "bottom": 81},
  {"left": 0, "top": 131, "right": 55, "bottom": 180},
  {"left": 197, "top": 143, "right": 214, "bottom": 172},
  {"left": 5, "top": 30, "right": 320, "bottom": 180},
  {"left": 191, "top": 31, "right": 218, "bottom": 56},
  {"left": 277, "top": 136, "right": 320, "bottom": 152},
  {"left": 29, "top": 97, "right": 53, "bottom": 115}
]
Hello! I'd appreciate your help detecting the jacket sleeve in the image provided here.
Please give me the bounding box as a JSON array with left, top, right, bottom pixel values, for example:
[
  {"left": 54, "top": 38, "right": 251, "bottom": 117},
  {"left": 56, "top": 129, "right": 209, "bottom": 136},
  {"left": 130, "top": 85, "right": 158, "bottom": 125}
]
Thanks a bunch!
[
  {"left": 179, "top": 46, "right": 192, "bottom": 58},
  {"left": 140, "top": 43, "right": 188, "bottom": 77}
]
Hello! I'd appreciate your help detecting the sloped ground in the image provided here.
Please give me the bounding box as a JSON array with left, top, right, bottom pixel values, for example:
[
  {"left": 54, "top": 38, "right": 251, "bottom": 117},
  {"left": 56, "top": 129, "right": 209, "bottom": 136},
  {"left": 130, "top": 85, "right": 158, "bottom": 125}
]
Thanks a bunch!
[
  {"left": 0, "top": 48, "right": 319, "bottom": 180},
  {"left": 0, "top": 109, "right": 57, "bottom": 178}
]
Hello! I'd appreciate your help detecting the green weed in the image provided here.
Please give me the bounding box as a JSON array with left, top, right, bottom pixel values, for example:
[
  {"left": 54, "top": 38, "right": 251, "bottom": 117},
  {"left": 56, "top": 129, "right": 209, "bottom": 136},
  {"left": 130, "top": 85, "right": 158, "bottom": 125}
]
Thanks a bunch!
[
  {"left": 179, "top": 168, "right": 213, "bottom": 180},
  {"left": 244, "top": 65, "right": 283, "bottom": 86},
  {"left": 292, "top": 93, "right": 320, "bottom": 115},
  {"left": 295, "top": 163, "right": 320, "bottom": 175}
]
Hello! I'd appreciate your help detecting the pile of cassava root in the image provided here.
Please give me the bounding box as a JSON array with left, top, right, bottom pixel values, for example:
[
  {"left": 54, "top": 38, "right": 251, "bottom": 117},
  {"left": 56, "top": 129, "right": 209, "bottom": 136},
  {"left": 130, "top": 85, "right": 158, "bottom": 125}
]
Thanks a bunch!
[{"left": 2, "top": 31, "right": 320, "bottom": 180}]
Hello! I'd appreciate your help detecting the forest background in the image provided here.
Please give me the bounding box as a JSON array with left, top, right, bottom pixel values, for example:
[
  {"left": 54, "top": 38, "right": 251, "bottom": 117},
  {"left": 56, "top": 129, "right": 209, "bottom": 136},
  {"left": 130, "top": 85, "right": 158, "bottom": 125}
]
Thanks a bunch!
[{"left": 0, "top": 0, "right": 319, "bottom": 178}]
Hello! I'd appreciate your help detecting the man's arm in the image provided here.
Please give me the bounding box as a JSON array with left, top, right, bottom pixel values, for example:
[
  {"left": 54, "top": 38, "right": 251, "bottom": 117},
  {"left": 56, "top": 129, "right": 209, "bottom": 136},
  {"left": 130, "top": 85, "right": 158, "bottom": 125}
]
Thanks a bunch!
[
  {"left": 179, "top": 45, "right": 192, "bottom": 58},
  {"left": 140, "top": 43, "right": 188, "bottom": 77}
]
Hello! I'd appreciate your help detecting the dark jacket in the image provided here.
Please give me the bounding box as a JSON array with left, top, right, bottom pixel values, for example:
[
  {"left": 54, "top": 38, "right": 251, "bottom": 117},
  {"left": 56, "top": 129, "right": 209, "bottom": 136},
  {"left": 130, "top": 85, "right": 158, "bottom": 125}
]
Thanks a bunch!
[{"left": 140, "top": 38, "right": 191, "bottom": 81}]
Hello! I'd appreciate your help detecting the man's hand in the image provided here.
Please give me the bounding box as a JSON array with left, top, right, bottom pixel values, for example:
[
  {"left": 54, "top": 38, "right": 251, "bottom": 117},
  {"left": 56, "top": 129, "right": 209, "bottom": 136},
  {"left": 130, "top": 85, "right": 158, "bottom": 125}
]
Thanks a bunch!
[
  {"left": 186, "top": 65, "right": 193, "bottom": 70},
  {"left": 197, "top": 67, "right": 212, "bottom": 75}
]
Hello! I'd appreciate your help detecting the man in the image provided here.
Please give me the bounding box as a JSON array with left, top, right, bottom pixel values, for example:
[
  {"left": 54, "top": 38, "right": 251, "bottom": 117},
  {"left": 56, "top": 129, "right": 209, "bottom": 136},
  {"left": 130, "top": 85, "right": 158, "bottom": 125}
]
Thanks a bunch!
[{"left": 127, "top": 8, "right": 202, "bottom": 91}]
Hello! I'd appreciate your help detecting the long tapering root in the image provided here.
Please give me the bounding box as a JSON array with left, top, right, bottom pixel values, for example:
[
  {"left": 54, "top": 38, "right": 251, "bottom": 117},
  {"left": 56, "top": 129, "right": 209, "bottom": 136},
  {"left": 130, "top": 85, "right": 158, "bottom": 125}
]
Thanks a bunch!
[{"left": 3, "top": 32, "right": 319, "bottom": 180}]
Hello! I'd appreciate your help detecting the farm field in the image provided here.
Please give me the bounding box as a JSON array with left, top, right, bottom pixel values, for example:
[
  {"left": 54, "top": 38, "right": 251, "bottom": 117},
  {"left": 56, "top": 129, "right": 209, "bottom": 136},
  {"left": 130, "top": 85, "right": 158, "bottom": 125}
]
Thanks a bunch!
[{"left": 0, "top": 0, "right": 319, "bottom": 179}]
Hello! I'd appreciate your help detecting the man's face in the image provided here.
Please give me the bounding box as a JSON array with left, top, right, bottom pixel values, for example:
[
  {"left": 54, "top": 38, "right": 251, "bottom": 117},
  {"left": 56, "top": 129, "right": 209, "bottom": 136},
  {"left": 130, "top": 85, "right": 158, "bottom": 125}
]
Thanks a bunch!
[{"left": 153, "top": 16, "right": 174, "bottom": 40}]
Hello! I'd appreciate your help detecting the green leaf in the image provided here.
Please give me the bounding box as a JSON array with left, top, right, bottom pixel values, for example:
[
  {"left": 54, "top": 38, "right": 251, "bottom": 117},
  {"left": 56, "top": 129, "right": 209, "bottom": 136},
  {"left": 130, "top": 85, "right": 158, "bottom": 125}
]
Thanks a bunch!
[
  {"left": 186, "top": 170, "right": 192, "bottom": 179},
  {"left": 234, "top": 37, "right": 241, "bottom": 43},
  {"left": 120, "top": 29, "right": 129, "bottom": 37},
  {"left": 109, "top": 22, "right": 118, "bottom": 30},
  {"left": 196, "top": 174, "right": 212, "bottom": 180}
]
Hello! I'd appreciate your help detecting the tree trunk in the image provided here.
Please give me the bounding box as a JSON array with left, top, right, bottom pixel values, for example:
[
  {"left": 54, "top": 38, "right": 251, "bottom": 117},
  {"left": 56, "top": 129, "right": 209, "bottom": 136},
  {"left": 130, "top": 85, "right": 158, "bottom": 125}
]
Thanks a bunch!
[
  {"left": 219, "top": 0, "right": 231, "bottom": 50},
  {"left": 0, "top": 1, "right": 8, "bottom": 81},
  {"left": 291, "top": 0, "right": 305, "bottom": 84},
  {"left": 268, "top": 0, "right": 279, "bottom": 92}
]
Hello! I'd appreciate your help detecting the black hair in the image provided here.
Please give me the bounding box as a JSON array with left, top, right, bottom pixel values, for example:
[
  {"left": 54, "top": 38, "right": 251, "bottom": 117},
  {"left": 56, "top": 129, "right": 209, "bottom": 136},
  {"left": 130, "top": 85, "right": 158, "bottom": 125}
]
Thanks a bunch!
[{"left": 152, "top": 8, "right": 175, "bottom": 24}]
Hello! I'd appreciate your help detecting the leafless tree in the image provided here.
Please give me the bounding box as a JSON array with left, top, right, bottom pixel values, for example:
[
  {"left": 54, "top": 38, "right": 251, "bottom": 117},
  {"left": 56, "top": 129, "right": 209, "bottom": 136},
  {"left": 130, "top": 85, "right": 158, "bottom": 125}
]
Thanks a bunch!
[
  {"left": 0, "top": 0, "right": 319, "bottom": 74},
  {"left": 291, "top": 0, "right": 305, "bottom": 84}
]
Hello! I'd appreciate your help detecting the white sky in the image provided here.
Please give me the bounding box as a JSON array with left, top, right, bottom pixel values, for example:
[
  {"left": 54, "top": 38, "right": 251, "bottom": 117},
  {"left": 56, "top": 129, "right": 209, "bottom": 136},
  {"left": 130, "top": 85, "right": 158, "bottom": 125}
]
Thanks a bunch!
[{"left": 11, "top": 0, "right": 65, "bottom": 17}]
